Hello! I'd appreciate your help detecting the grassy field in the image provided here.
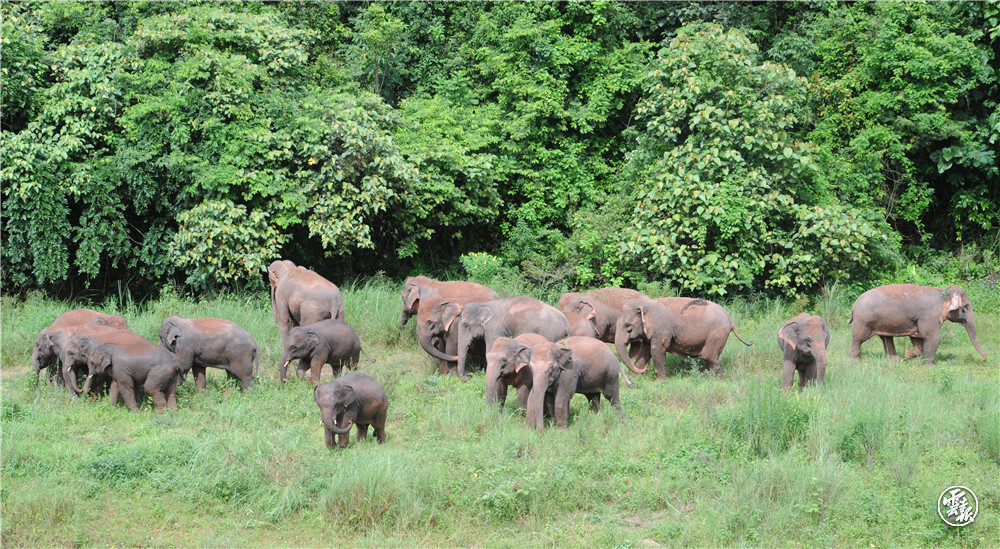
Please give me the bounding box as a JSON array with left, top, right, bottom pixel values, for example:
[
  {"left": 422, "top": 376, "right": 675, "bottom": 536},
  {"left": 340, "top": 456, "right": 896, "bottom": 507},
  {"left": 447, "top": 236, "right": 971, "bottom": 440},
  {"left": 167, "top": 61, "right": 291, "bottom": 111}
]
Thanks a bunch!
[{"left": 1, "top": 277, "right": 997, "bottom": 547}]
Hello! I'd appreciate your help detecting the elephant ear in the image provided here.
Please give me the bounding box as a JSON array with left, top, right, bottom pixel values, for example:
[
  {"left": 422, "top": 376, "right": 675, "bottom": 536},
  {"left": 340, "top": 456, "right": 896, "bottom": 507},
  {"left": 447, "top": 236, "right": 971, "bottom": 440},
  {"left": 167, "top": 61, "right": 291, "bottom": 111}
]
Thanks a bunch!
[
  {"left": 334, "top": 385, "right": 356, "bottom": 413},
  {"left": 778, "top": 322, "right": 799, "bottom": 351},
  {"left": 947, "top": 291, "right": 963, "bottom": 312},
  {"left": 304, "top": 331, "right": 322, "bottom": 351},
  {"left": 441, "top": 302, "right": 463, "bottom": 332},
  {"left": 555, "top": 347, "right": 574, "bottom": 371},
  {"left": 91, "top": 348, "right": 113, "bottom": 375},
  {"left": 577, "top": 298, "right": 598, "bottom": 321},
  {"left": 513, "top": 345, "right": 533, "bottom": 373},
  {"left": 403, "top": 285, "right": 421, "bottom": 311},
  {"left": 476, "top": 306, "right": 495, "bottom": 327},
  {"left": 638, "top": 305, "right": 655, "bottom": 340}
]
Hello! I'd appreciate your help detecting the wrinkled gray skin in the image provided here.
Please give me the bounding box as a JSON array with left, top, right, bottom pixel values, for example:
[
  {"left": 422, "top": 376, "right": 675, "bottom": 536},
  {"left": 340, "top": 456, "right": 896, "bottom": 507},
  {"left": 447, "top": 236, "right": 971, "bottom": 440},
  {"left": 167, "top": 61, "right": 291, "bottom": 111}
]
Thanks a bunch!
[
  {"left": 433, "top": 296, "right": 570, "bottom": 390},
  {"left": 313, "top": 372, "right": 388, "bottom": 449},
  {"left": 559, "top": 288, "right": 650, "bottom": 368},
  {"left": 31, "top": 309, "right": 130, "bottom": 390},
  {"left": 279, "top": 319, "right": 368, "bottom": 383},
  {"left": 486, "top": 333, "right": 549, "bottom": 408},
  {"left": 415, "top": 296, "right": 495, "bottom": 375},
  {"left": 71, "top": 340, "right": 184, "bottom": 412},
  {"left": 268, "top": 260, "right": 346, "bottom": 345},
  {"left": 399, "top": 276, "right": 500, "bottom": 327},
  {"left": 159, "top": 316, "right": 258, "bottom": 391},
  {"left": 615, "top": 297, "right": 753, "bottom": 381},
  {"left": 523, "top": 337, "right": 623, "bottom": 433},
  {"left": 778, "top": 313, "right": 830, "bottom": 391},
  {"left": 61, "top": 328, "right": 150, "bottom": 395},
  {"left": 849, "top": 284, "right": 986, "bottom": 364}
]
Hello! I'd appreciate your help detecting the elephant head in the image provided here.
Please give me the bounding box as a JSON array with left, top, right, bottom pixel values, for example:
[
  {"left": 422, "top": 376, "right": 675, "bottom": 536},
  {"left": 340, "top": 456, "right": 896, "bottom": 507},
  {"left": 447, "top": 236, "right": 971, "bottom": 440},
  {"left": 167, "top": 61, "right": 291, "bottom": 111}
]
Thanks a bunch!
[
  {"left": 400, "top": 276, "right": 435, "bottom": 327},
  {"left": 455, "top": 302, "right": 497, "bottom": 378},
  {"left": 525, "top": 341, "right": 573, "bottom": 433},
  {"left": 484, "top": 338, "right": 534, "bottom": 405},
  {"left": 314, "top": 383, "right": 357, "bottom": 440},
  {"left": 268, "top": 260, "right": 296, "bottom": 318},
  {"left": 942, "top": 286, "right": 987, "bottom": 362},
  {"left": 31, "top": 329, "right": 60, "bottom": 380},
  {"left": 614, "top": 298, "right": 653, "bottom": 375},
  {"left": 279, "top": 326, "right": 321, "bottom": 381},
  {"left": 158, "top": 316, "right": 184, "bottom": 352},
  {"left": 565, "top": 311, "right": 599, "bottom": 338},
  {"left": 415, "top": 298, "right": 464, "bottom": 364}
]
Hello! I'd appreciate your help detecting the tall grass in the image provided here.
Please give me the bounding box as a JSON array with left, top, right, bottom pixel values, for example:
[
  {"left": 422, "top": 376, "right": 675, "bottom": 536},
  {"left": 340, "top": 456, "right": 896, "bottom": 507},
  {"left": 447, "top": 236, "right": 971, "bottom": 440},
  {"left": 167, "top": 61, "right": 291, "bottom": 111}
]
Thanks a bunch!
[{"left": 2, "top": 281, "right": 998, "bottom": 547}]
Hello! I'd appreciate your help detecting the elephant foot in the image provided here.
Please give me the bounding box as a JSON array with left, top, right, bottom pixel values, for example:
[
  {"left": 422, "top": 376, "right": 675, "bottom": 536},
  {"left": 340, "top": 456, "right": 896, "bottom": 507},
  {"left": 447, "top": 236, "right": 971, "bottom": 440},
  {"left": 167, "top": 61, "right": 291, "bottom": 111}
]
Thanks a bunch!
[
  {"left": 655, "top": 375, "right": 668, "bottom": 382},
  {"left": 460, "top": 375, "right": 470, "bottom": 382},
  {"left": 903, "top": 349, "right": 921, "bottom": 360}
]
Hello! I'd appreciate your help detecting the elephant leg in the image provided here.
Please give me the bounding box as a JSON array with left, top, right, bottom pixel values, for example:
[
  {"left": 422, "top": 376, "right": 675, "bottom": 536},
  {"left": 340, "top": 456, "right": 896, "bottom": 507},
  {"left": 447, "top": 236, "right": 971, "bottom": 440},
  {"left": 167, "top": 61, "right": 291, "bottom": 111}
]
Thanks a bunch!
[
  {"left": 782, "top": 360, "right": 797, "bottom": 392},
  {"left": 324, "top": 426, "right": 335, "bottom": 448},
  {"left": 920, "top": 333, "right": 941, "bottom": 365},
  {"left": 904, "top": 338, "right": 924, "bottom": 360},
  {"left": 800, "top": 363, "right": 817, "bottom": 389},
  {"left": 605, "top": 385, "right": 622, "bottom": 413},
  {"left": 515, "top": 384, "right": 531, "bottom": 411},
  {"left": 356, "top": 424, "right": 369, "bottom": 442},
  {"left": 295, "top": 355, "right": 311, "bottom": 380},
  {"left": 587, "top": 394, "right": 601, "bottom": 413},
  {"left": 544, "top": 392, "right": 556, "bottom": 419},
  {"left": 495, "top": 381, "right": 509, "bottom": 410},
  {"left": 193, "top": 366, "right": 207, "bottom": 392},
  {"left": 374, "top": 423, "right": 386, "bottom": 444},
  {"left": 651, "top": 340, "right": 669, "bottom": 381},
  {"left": 119, "top": 379, "right": 140, "bottom": 411},
  {"left": 849, "top": 324, "right": 872, "bottom": 359},
  {"left": 880, "top": 336, "right": 899, "bottom": 359},
  {"left": 554, "top": 390, "right": 573, "bottom": 429},
  {"left": 337, "top": 430, "right": 350, "bottom": 449},
  {"left": 308, "top": 357, "right": 326, "bottom": 384},
  {"left": 109, "top": 379, "right": 121, "bottom": 405},
  {"left": 630, "top": 341, "right": 651, "bottom": 370}
]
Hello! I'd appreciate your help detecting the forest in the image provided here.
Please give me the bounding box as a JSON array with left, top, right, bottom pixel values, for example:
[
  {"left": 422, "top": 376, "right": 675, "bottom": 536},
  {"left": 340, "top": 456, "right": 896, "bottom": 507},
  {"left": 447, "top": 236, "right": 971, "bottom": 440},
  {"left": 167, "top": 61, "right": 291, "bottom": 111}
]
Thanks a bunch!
[{"left": 3, "top": 0, "right": 998, "bottom": 298}]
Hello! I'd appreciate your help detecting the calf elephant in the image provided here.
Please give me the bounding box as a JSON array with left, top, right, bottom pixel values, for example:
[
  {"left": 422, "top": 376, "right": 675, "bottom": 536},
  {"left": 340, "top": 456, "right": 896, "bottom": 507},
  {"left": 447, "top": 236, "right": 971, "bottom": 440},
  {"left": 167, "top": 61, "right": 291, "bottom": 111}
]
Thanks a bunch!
[
  {"left": 400, "top": 275, "right": 500, "bottom": 327},
  {"left": 616, "top": 297, "right": 753, "bottom": 380},
  {"left": 268, "top": 260, "right": 346, "bottom": 345},
  {"left": 432, "top": 296, "right": 570, "bottom": 388},
  {"left": 314, "top": 372, "right": 388, "bottom": 449},
  {"left": 523, "top": 337, "right": 623, "bottom": 433},
  {"left": 35, "top": 325, "right": 145, "bottom": 394},
  {"left": 77, "top": 341, "right": 185, "bottom": 412},
  {"left": 849, "top": 284, "right": 987, "bottom": 364},
  {"left": 279, "top": 319, "right": 370, "bottom": 383},
  {"left": 485, "top": 333, "right": 549, "bottom": 408},
  {"left": 159, "top": 316, "right": 258, "bottom": 391},
  {"left": 778, "top": 313, "right": 830, "bottom": 391}
]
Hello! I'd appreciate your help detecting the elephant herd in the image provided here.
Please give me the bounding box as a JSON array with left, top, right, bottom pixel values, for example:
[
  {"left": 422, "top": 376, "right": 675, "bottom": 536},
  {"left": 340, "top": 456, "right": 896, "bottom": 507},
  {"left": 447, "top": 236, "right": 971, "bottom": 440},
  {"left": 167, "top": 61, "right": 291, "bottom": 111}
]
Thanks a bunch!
[{"left": 30, "top": 258, "right": 988, "bottom": 446}]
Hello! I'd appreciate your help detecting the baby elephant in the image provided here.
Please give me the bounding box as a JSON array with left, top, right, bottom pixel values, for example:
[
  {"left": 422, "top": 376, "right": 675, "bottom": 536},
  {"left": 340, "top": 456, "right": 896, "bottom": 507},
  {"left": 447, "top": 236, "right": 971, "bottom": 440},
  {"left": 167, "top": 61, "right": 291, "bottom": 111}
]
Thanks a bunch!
[
  {"left": 159, "top": 316, "right": 258, "bottom": 391},
  {"left": 777, "top": 313, "right": 830, "bottom": 391},
  {"left": 313, "top": 372, "right": 388, "bottom": 449},
  {"left": 279, "top": 319, "right": 371, "bottom": 383}
]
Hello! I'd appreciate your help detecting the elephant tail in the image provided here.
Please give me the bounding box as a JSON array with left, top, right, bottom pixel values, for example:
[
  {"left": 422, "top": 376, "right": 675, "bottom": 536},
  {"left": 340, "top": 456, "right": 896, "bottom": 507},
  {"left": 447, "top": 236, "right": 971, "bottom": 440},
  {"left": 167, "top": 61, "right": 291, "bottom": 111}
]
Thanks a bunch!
[
  {"left": 730, "top": 324, "right": 753, "bottom": 346},
  {"left": 252, "top": 347, "right": 260, "bottom": 376},
  {"left": 361, "top": 347, "right": 376, "bottom": 364},
  {"left": 848, "top": 310, "right": 854, "bottom": 324}
]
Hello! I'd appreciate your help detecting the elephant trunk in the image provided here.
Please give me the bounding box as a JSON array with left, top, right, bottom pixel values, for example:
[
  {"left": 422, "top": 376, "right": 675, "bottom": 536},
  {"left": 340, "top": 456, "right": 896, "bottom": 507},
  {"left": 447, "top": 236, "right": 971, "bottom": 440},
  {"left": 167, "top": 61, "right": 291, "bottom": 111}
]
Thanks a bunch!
[
  {"left": 525, "top": 372, "right": 547, "bottom": 433},
  {"left": 64, "top": 365, "right": 82, "bottom": 394},
  {"left": 417, "top": 328, "right": 458, "bottom": 363},
  {"left": 813, "top": 341, "right": 828, "bottom": 384},
  {"left": 964, "top": 314, "right": 988, "bottom": 362},
  {"left": 323, "top": 409, "right": 353, "bottom": 435},
  {"left": 615, "top": 328, "right": 647, "bottom": 375}
]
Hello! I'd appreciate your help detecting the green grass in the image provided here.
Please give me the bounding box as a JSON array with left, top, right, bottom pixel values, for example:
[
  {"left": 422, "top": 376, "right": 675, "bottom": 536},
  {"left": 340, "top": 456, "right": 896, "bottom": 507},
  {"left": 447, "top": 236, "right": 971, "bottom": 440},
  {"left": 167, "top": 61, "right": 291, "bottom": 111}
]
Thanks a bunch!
[{"left": 2, "top": 278, "right": 998, "bottom": 547}]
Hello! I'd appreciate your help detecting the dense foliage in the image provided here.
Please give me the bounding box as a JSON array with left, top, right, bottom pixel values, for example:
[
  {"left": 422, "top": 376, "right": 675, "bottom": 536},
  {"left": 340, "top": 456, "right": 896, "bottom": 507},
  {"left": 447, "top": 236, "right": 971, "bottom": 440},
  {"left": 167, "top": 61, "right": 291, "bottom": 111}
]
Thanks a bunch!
[{"left": 3, "top": 1, "right": 997, "bottom": 296}]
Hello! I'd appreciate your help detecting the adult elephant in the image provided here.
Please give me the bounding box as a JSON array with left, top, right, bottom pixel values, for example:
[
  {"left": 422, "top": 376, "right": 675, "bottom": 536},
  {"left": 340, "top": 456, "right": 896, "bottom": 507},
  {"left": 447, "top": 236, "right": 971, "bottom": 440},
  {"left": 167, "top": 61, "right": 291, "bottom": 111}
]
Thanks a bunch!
[
  {"left": 558, "top": 288, "right": 646, "bottom": 342},
  {"left": 399, "top": 276, "right": 500, "bottom": 327},
  {"left": 520, "top": 337, "right": 623, "bottom": 433},
  {"left": 158, "top": 316, "right": 258, "bottom": 391},
  {"left": 778, "top": 313, "right": 830, "bottom": 391},
  {"left": 848, "top": 284, "right": 986, "bottom": 364},
  {"left": 615, "top": 297, "right": 753, "bottom": 380},
  {"left": 431, "top": 296, "right": 570, "bottom": 391},
  {"left": 414, "top": 296, "right": 498, "bottom": 375},
  {"left": 63, "top": 328, "right": 157, "bottom": 395},
  {"left": 268, "top": 260, "right": 346, "bottom": 345}
]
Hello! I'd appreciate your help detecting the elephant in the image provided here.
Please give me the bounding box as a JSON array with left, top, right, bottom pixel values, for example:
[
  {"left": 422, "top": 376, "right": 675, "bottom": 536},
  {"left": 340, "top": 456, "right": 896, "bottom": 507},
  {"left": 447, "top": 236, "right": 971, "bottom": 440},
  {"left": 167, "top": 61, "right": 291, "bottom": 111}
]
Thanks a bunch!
[
  {"left": 268, "top": 260, "right": 346, "bottom": 345},
  {"left": 313, "top": 372, "right": 388, "bottom": 449},
  {"left": 31, "top": 309, "right": 130, "bottom": 386},
  {"left": 279, "top": 319, "right": 372, "bottom": 383},
  {"left": 158, "top": 316, "right": 259, "bottom": 391},
  {"left": 34, "top": 324, "right": 145, "bottom": 394},
  {"left": 399, "top": 275, "right": 500, "bottom": 327},
  {"left": 778, "top": 313, "right": 830, "bottom": 391},
  {"left": 414, "top": 296, "right": 498, "bottom": 375},
  {"left": 73, "top": 340, "right": 184, "bottom": 412},
  {"left": 565, "top": 311, "right": 599, "bottom": 338},
  {"left": 426, "top": 296, "right": 570, "bottom": 390},
  {"left": 485, "top": 333, "right": 549, "bottom": 408},
  {"left": 520, "top": 337, "right": 623, "bottom": 433},
  {"left": 848, "top": 284, "right": 987, "bottom": 364},
  {"left": 616, "top": 297, "right": 753, "bottom": 380},
  {"left": 63, "top": 329, "right": 169, "bottom": 396}
]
